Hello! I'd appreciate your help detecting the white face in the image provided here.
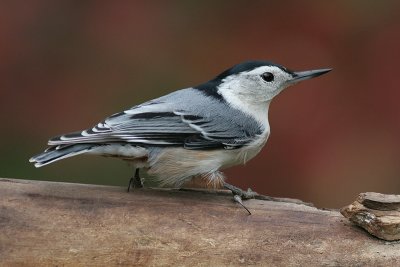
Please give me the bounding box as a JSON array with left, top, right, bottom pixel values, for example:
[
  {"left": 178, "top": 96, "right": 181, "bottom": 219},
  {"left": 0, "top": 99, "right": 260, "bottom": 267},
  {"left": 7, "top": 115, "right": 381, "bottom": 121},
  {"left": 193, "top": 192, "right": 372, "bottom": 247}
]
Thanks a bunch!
[
  {"left": 218, "top": 66, "right": 295, "bottom": 103},
  {"left": 241, "top": 66, "right": 295, "bottom": 100},
  {"left": 216, "top": 64, "right": 330, "bottom": 126}
]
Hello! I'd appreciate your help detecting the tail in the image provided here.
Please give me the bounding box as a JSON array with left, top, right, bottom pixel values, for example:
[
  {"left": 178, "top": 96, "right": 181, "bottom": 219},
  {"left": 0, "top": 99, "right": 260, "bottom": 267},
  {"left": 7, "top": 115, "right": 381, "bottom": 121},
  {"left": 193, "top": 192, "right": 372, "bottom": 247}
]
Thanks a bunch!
[{"left": 29, "top": 144, "right": 95, "bottom": 167}]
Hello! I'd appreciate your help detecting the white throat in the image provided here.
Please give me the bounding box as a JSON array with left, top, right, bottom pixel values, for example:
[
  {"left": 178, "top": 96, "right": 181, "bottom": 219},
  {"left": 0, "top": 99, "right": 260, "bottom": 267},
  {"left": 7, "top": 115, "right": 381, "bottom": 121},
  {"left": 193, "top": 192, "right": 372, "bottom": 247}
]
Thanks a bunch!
[{"left": 218, "top": 84, "right": 271, "bottom": 130}]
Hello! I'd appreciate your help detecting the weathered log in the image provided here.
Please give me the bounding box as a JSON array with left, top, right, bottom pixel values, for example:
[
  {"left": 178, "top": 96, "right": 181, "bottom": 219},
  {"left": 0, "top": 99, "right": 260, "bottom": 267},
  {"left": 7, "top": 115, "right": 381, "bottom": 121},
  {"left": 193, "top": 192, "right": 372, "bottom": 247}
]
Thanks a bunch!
[{"left": 1, "top": 178, "right": 399, "bottom": 266}]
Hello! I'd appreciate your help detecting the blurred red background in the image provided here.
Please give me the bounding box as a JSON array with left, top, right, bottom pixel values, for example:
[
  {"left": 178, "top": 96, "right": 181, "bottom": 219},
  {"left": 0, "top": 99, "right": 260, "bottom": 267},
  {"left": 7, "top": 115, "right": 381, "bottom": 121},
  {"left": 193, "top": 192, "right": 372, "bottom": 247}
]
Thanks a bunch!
[{"left": 1, "top": 1, "right": 400, "bottom": 208}]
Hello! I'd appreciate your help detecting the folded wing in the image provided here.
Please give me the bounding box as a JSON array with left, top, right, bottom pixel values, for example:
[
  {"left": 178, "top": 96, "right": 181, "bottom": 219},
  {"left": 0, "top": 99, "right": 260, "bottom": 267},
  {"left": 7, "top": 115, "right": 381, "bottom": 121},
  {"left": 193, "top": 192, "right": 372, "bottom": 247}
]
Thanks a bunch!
[{"left": 48, "top": 88, "right": 262, "bottom": 150}]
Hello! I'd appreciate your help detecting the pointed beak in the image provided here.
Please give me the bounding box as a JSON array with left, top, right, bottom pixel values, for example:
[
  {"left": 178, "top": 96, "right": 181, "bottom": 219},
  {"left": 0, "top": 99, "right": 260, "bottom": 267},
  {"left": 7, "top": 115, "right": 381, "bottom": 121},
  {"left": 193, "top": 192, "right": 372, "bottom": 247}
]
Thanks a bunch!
[{"left": 288, "top": 68, "right": 332, "bottom": 84}]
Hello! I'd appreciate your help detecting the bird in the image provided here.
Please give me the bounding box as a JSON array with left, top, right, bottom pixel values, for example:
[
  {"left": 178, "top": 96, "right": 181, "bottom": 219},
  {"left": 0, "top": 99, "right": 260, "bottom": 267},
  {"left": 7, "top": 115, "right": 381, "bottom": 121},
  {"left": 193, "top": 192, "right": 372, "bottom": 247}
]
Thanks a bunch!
[{"left": 30, "top": 60, "right": 331, "bottom": 214}]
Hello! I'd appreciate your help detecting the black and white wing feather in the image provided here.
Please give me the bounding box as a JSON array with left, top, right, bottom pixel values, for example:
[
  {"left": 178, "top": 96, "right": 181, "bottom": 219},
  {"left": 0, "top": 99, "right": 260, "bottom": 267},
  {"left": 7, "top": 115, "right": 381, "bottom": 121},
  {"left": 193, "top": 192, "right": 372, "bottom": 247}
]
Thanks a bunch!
[{"left": 48, "top": 88, "right": 263, "bottom": 150}]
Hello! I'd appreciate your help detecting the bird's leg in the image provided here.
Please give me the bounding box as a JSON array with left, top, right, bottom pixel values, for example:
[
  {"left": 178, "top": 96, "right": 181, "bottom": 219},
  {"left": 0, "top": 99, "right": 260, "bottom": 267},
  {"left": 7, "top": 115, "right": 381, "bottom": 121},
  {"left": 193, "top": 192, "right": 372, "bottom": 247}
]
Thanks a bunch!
[
  {"left": 127, "top": 168, "right": 143, "bottom": 192},
  {"left": 223, "top": 181, "right": 259, "bottom": 215}
]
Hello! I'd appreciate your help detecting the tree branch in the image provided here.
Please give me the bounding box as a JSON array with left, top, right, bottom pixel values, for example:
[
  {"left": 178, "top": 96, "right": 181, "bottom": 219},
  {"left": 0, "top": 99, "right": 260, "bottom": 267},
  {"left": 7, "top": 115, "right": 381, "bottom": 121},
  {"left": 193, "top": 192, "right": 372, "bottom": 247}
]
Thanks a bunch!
[{"left": 1, "top": 178, "right": 399, "bottom": 266}]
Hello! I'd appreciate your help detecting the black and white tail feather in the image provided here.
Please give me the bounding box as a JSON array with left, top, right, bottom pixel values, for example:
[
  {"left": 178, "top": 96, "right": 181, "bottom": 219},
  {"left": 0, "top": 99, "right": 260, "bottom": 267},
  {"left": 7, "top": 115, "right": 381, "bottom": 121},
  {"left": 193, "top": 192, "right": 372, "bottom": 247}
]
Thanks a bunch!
[{"left": 30, "top": 144, "right": 94, "bottom": 167}]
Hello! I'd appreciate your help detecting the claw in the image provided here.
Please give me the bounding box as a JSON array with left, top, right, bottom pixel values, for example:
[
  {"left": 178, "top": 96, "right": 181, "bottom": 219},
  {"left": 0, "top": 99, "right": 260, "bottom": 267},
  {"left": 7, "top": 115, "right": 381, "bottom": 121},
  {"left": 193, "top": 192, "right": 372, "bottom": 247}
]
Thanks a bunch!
[
  {"left": 223, "top": 181, "right": 257, "bottom": 214},
  {"left": 127, "top": 177, "right": 134, "bottom": 192},
  {"left": 233, "top": 195, "right": 251, "bottom": 215}
]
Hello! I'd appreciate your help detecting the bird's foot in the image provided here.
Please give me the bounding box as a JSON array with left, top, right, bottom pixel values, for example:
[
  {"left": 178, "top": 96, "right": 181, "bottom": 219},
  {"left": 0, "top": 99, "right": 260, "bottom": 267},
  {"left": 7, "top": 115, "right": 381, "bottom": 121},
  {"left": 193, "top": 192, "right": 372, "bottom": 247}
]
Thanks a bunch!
[
  {"left": 127, "top": 169, "right": 143, "bottom": 192},
  {"left": 223, "top": 182, "right": 258, "bottom": 215},
  {"left": 223, "top": 182, "right": 258, "bottom": 199},
  {"left": 233, "top": 195, "right": 251, "bottom": 215}
]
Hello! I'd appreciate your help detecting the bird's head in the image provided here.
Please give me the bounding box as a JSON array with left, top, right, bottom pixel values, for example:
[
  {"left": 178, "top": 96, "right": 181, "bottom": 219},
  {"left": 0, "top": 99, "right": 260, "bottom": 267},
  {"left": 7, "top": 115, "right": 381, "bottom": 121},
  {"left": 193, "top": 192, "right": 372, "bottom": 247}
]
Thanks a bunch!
[{"left": 213, "top": 61, "right": 331, "bottom": 103}]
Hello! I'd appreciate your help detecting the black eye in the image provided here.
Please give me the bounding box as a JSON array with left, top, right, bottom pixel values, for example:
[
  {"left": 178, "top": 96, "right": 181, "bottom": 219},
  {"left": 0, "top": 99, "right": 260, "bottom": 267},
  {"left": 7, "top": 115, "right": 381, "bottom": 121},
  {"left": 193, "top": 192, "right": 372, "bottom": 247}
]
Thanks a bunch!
[{"left": 261, "top": 72, "right": 274, "bottom": 82}]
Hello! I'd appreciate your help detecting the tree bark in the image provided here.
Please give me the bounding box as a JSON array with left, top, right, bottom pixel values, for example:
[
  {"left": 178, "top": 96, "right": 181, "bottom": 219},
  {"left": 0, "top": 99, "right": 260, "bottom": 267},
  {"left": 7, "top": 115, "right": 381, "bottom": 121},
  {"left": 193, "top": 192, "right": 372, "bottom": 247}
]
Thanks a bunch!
[{"left": 1, "top": 178, "right": 399, "bottom": 266}]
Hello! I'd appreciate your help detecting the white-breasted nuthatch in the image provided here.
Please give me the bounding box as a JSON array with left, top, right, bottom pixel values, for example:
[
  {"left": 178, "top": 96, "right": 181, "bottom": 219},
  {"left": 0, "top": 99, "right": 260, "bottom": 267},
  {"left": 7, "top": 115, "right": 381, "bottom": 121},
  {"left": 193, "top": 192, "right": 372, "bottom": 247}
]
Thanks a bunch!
[{"left": 30, "top": 60, "right": 331, "bottom": 213}]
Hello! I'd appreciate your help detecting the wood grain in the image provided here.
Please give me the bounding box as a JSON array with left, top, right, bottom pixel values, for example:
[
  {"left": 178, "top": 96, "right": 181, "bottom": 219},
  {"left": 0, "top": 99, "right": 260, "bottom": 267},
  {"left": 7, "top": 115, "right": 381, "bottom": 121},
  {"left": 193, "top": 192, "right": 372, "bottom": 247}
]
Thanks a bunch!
[{"left": 1, "top": 178, "right": 399, "bottom": 266}]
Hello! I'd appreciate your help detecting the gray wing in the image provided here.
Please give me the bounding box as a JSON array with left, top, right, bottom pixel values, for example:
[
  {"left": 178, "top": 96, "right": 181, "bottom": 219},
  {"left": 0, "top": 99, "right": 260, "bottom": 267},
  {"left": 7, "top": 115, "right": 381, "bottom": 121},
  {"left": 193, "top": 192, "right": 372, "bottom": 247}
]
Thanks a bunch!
[{"left": 49, "top": 88, "right": 263, "bottom": 150}]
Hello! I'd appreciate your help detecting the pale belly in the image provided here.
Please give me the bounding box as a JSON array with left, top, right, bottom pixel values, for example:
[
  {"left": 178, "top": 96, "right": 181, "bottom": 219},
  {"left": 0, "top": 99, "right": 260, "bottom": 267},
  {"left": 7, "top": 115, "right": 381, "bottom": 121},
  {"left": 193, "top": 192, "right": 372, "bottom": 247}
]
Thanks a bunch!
[
  {"left": 88, "top": 131, "right": 270, "bottom": 187},
  {"left": 147, "top": 132, "right": 270, "bottom": 186}
]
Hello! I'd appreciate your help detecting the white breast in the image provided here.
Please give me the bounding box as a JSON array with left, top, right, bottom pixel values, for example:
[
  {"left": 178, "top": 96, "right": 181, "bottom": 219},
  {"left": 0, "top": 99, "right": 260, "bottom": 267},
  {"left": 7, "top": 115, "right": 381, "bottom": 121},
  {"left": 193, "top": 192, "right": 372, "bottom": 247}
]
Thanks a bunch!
[
  {"left": 221, "top": 128, "right": 270, "bottom": 168},
  {"left": 146, "top": 128, "right": 270, "bottom": 187}
]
